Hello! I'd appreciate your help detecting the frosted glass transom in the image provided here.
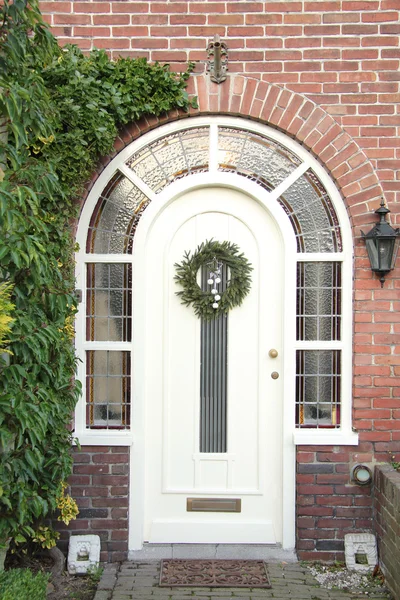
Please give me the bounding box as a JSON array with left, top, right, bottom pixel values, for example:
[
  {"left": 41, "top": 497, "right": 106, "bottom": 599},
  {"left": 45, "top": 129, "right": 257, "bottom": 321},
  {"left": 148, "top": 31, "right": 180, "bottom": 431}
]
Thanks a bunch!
[
  {"left": 86, "top": 124, "right": 342, "bottom": 255},
  {"left": 218, "top": 126, "right": 301, "bottom": 191},
  {"left": 125, "top": 126, "right": 210, "bottom": 193}
]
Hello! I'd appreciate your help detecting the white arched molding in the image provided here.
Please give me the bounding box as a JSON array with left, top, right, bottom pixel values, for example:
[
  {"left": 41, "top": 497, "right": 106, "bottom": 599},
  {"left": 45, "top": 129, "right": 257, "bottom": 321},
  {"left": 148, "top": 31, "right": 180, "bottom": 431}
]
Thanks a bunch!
[{"left": 75, "top": 116, "right": 358, "bottom": 448}]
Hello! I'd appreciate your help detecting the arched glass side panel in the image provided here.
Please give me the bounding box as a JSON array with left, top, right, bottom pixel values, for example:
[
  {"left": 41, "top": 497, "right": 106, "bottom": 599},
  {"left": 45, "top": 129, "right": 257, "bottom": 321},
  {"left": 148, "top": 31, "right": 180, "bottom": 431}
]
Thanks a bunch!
[
  {"left": 125, "top": 127, "right": 210, "bottom": 193},
  {"left": 278, "top": 170, "right": 342, "bottom": 253},
  {"left": 87, "top": 172, "right": 149, "bottom": 254}
]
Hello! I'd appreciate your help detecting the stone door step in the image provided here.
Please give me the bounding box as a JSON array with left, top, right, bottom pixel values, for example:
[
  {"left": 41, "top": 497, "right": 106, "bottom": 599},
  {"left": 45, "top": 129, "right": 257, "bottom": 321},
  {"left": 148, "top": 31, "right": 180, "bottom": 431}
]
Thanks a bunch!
[{"left": 128, "top": 543, "right": 297, "bottom": 562}]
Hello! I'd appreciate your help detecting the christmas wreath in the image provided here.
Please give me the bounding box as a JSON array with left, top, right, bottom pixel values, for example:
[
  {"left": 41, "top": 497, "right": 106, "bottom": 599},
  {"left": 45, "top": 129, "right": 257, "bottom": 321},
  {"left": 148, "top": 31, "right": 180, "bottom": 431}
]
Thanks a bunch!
[{"left": 174, "top": 239, "right": 253, "bottom": 320}]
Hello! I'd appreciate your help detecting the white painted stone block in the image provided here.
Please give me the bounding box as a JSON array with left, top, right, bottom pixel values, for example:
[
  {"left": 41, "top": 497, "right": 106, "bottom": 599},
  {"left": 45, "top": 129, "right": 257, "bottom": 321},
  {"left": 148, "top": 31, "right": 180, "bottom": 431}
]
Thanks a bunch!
[
  {"left": 68, "top": 534, "right": 101, "bottom": 575},
  {"left": 344, "top": 533, "right": 377, "bottom": 572}
]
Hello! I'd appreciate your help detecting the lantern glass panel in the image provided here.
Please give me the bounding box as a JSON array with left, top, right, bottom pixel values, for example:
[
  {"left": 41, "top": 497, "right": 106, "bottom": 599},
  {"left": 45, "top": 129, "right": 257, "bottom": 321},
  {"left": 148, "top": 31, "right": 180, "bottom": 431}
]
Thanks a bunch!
[
  {"left": 390, "top": 236, "right": 400, "bottom": 269},
  {"left": 365, "top": 237, "right": 379, "bottom": 271},
  {"left": 377, "top": 238, "right": 395, "bottom": 272}
]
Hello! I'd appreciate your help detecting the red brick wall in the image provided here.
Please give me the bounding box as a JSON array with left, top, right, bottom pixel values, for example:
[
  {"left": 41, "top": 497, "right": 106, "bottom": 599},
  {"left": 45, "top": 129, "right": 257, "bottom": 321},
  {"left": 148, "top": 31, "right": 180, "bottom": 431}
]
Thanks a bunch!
[
  {"left": 41, "top": 0, "right": 400, "bottom": 561},
  {"left": 374, "top": 464, "right": 400, "bottom": 599},
  {"left": 297, "top": 447, "right": 374, "bottom": 560},
  {"left": 39, "top": 0, "right": 400, "bottom": 202},
  {"left": 57, "top": 447, "right": 129, "bottom": 562}
]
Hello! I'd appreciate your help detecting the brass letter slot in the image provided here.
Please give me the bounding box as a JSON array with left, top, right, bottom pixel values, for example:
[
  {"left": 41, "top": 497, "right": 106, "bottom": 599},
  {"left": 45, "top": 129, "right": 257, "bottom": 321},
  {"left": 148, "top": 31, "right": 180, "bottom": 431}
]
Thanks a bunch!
[{"left": 186, "top": 498, "right": 241, "bottom": 513}]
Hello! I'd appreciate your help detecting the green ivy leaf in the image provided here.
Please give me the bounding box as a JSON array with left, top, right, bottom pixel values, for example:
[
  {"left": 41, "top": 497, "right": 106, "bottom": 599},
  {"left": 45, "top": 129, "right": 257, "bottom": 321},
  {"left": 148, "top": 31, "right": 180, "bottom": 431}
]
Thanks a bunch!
[{"left": 0, "top": 0, "right": 196, "bottom": 545}]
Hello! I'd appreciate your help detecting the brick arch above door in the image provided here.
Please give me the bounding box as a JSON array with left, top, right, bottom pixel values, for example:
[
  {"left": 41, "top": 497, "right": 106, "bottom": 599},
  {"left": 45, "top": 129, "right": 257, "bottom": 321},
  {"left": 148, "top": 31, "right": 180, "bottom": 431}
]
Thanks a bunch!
[{"left": 82, "top": 74, "right": 382, "bottom": 234}]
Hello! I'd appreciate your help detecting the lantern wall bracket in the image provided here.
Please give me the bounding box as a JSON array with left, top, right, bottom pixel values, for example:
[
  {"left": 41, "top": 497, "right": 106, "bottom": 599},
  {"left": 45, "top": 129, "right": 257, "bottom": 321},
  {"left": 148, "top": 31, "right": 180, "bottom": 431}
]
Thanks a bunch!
[
  {"left": 361, "top": 198, "right": 400, "bottom": 287},
  {"left": 207, "top": 35, "right": 228, "bottom": 84}
]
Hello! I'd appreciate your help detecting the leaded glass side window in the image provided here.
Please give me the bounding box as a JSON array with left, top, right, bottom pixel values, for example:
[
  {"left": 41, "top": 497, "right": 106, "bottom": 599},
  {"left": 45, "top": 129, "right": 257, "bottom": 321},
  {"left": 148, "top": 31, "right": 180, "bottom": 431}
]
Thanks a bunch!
[
  {"left": 86, "top": 350, "right": 131, "bottom": 429},
  {"left": 295, "top": 263, "right": 342, "bottom": 429},
  {"left": 296, "top": 263, "right": 341, "bottom": 342},
  {"left": 296, "top": 350, "right": 341, "bottom": 428},
  {"left": 86, "top": 263, "right": 132, "bottom": 342}
]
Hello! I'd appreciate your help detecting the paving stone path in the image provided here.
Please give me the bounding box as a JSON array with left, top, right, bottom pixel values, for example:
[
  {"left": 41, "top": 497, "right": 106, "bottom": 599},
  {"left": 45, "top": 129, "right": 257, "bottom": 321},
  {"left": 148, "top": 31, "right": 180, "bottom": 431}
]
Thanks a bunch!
[{"left": 93, "top": 561, "right": 392, "bottom": 600}]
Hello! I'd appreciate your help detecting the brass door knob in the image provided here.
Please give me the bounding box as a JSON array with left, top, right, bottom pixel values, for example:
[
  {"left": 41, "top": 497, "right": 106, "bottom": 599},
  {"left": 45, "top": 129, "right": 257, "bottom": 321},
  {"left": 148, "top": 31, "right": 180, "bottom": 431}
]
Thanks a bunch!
[
  {"left": 269, "top": 349, "right": 278, "bottom": 358},
  {"left": 271, "top": 371, "right": 279, "bottom": 380}
]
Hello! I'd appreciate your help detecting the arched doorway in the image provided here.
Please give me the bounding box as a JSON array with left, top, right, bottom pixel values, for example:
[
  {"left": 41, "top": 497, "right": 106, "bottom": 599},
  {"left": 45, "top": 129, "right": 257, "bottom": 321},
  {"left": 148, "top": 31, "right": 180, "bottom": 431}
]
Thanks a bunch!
[{"left": 74, "top": 117, "right": 353, "bottom": 553}]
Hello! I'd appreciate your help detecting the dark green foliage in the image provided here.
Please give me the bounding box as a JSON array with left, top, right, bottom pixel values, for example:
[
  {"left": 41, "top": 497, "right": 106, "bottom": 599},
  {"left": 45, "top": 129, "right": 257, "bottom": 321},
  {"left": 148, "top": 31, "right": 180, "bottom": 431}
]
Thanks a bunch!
[
  {"left": 0, "top": 568, "right": 49, "bottom": 600},
  {"left": 0, "top": 0, "right": 195, "bottom": 542},
  {"left": 39, "top": 45, "right": 195, "bottom": 192},
  {"left": 174, "top": 240, "right": 253, "bottom": 320}
]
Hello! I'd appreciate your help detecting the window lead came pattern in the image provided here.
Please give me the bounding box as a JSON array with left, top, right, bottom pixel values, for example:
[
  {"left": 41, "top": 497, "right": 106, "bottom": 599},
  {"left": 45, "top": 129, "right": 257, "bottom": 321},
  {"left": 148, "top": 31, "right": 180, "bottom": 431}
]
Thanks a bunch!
[
  {"left": 297, "top": 262, "right": 341, "bottom": 341},
  {"left": 87, "top": 172, "right": 150, "bottom": 255},
  {"left": 86, "top": 351, "right": 131, "bottom": 429},
  {"left": 296, "top": 350, "right": 341, "bottom": 429},
  {"left": 86, "top": 263, "right": 132, "bottom": 342},
  {"left": 278, "top": 169, "right": 342, "bottom": 253},
  {"left": 126, "top": 127, "right": 210, "bottom": 193},
  {"left": 217, "top": 127, "right": 301, "bottom": 192}
]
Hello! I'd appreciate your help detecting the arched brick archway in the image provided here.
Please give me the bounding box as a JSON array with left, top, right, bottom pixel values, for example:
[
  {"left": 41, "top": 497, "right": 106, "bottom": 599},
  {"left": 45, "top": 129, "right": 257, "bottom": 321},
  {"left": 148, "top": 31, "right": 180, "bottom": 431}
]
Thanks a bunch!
[
  {"left": 72, "top": 76, "right": 389, "bottom": 562},
  {"left": 83, "top": 74, "right": 383, "bottom": 237}
]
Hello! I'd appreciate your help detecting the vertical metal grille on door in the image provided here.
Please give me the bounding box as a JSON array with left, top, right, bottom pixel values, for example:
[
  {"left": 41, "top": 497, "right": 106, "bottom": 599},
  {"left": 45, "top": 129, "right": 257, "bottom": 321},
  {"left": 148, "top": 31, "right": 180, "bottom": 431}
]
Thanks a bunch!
[{"left": 200, "top": 264, "right": 228, "bottom": 452}]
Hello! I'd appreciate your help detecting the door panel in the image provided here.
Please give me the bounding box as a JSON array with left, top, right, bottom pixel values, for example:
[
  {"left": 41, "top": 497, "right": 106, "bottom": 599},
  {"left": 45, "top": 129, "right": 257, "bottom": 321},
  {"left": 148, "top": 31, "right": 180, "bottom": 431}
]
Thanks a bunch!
[{"left": 144, "top": 187, "right": 283, "bottom": 544}]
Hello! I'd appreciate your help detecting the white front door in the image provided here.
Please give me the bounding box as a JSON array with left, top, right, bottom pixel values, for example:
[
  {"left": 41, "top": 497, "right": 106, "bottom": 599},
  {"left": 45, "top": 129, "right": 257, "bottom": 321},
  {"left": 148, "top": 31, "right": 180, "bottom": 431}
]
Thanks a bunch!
[{"left": 143, "top": 186, "right": 284, "bottom": 544}]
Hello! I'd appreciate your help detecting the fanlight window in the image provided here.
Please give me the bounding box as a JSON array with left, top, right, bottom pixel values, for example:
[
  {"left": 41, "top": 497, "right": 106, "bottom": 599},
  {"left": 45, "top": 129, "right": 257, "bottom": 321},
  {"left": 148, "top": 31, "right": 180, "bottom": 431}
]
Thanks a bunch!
[{"left": 79, "top": 121, "right": 349, "bottom": 433}]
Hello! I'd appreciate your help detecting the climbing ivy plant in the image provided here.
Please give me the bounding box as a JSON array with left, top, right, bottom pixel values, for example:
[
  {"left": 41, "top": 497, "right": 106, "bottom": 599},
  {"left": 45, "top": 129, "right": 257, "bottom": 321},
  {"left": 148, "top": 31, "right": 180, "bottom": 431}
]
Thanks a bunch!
[{"left": 0, "top": 0, "right": 196, "bottom": 545}]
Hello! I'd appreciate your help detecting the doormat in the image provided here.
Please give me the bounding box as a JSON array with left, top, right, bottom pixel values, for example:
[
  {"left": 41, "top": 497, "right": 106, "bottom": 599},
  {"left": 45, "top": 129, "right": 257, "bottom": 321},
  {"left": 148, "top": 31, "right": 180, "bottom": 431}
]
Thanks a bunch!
[{"left": 159, "top": 559, "right": 271, "bottom": 588}]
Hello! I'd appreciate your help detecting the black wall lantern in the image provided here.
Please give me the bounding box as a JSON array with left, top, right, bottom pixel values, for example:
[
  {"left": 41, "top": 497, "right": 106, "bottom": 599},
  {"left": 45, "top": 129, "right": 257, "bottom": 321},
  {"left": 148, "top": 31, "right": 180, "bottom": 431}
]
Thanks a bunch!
[{"left": 361, "top": 199, "right": 400, "bottom": 287}]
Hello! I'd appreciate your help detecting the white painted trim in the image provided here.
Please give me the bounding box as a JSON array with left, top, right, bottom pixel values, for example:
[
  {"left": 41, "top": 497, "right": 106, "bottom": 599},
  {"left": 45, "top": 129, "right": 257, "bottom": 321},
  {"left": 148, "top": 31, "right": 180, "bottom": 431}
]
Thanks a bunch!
[
  {"left": 81, "top": 255, "right": 133, "bottom": 263},
  {"left": 282, "top": 219, "right": 297, "bottom": 549},
  {"left": 209, "top": 124, "right": 218, "bottom": 174},
  {"left": 296, "top": 253, "right": 345, "bottom": 262},
  {"left": 73, "top": 115, "right": 355, "bottom": 554},
  {"left": 163, "top": 488, "right": 263, "bottom": 495},
  {"left": 73, "top": 432, "right": 134, "bottom": 446},
  {"left": 82, "top": 342, "right": 131, "bottom": 351},
  {"left": 295, "top": 341, "right": 345, "bottom": 349},
  {"left": 119, "top": 162, "right": 157, "bottom": 201},
  {"left": 267, "top": 162, "right": 309, "bottom": 202},
  {"left": 293, "top": 431, "right": 359, "bottom": 446}
]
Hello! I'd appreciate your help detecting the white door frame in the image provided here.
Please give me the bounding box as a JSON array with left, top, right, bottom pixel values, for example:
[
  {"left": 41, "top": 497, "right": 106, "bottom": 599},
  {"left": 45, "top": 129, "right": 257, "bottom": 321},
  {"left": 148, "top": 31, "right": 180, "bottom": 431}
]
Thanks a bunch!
[
  {"left": 73, "top": 115, "right": 355, "bottom": 554},
  {"left": 129, "top": 171, "right": 297, "bottom": 551}
]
